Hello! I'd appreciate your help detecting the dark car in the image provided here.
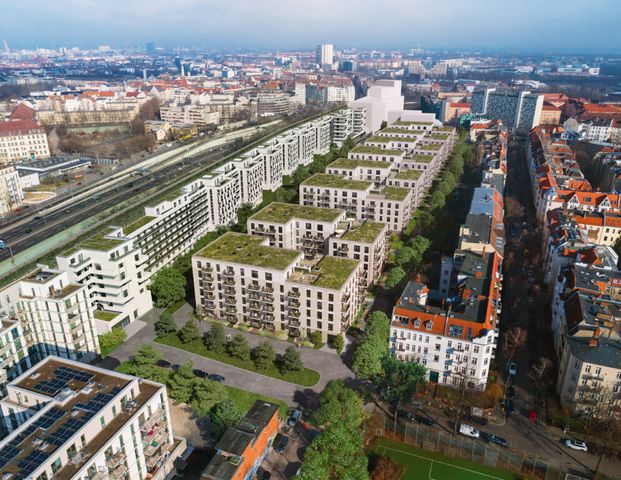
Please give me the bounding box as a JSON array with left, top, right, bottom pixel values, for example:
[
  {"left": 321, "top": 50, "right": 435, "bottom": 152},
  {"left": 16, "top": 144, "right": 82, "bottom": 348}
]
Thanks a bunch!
[
  {"left": 256, "top": 468, "right": 271, "bottom": 480},
  {"left": 507, "top": 385, "right": 516, "bottom": 399},
  {"left": 25, "top": 228, "right": 32, "bottom": 233},
  {"left": 273, "top": 433, "right": 289, "bottom": 453},
  {"left": 155, "top": 360, "right": 172, "bottom": 368},
  {"left": 208, "top": 374, "right": 225, "bottom": 383},
  {"left": 469, "top": 415, "right": 488, "bottom": 427},
  {"left": 487, "top": 434, "right": 509, "bottom": 448},
  {"left": 399, "top": 410, "right": 415, "bottom": 421},
  {"left": 192, "top": 369, "right": 208, "bottom": 379},
  {"left": 415, "top": 415, "right": 436, "bottom": 426},
  {"left": 33, "top": 216, "right": 41, "bottom": 221},
  {"left": 507, "top": 399, "right": 515, "bottom": 415},
  {"left": 171, "top": 364, "right": 180, "bottom": 372}
]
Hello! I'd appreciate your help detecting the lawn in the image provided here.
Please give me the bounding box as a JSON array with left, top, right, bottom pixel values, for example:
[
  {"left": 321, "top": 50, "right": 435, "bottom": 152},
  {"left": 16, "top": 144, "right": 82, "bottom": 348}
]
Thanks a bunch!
[
  {"left": 154, "top": 332, "right": 320, "bottom": 387},
  {"left": 369, "top": 439, "right": 522, "bottom": 480}
]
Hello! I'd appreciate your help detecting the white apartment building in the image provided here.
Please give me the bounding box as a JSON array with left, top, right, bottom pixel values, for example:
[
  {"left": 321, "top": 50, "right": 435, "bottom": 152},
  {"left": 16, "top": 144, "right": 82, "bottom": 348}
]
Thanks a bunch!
[
  {"left": 0, "top": 356, "right": 186, "bottom": 480},
  {"left": 316, "top": 44, "right": 334, "bottom": 66},
  {"left": 350, "top": 80, "right": 405, "bottom": 132},
  {"left": 300, "top": 173, "right": 413, "bottom": 232},
  {"left": 326, "top": 158, "right": 393, "bottom": 183},
  {"left": 159, "top": 103, "right": 220, "bottom": 128},
  {"left": 330, "top": 108, "right": 366, "bottom": 145},
  {"left": 0, "top": 318, "right": 29, "bottom": 391},
  {"left": 0, "top": 166, "right": 24, "bottom": 216},
  {"left": 192, "top": 232, "right": 362, "bottom": 341},
  {"left": 0, "top": 120, "right": 50, "bottom": 164}
]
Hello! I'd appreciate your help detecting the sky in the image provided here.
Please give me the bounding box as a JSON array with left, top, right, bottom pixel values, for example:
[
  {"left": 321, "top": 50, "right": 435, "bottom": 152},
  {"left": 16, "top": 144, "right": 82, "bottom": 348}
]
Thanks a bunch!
[{"left": 3, "top": 0, "right": 620, "bottom": 54}]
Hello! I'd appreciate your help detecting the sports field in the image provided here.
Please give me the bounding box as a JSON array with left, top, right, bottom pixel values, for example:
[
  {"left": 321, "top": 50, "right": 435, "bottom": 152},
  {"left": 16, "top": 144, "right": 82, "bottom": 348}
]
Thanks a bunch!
[{"left": 370, "top": 439, "right": 523, "bottom": 480}]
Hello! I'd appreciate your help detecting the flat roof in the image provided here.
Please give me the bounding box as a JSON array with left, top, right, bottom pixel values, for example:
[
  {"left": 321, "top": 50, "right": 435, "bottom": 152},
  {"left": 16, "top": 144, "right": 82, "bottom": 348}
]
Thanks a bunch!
[
  {"left": 394, "top": 170, "right": 423, "bottom": 180},
  {"left": 381, "top": 186, "right": 410, "bottom": 201},
  {"left": 341, "top": 221, "right": 386, "bottom": 243},
  {"left": 328, "top": 158, "right": 392, "bottom": 170},
  {"left": 302, "top": 173, "right": 371, "bottom": 191},
  {"left": 289, "top": 256, "right": 359, "bottom": 290},
  {"left": 350, "top": 145, "right": 403, "bottom": 156},
  {"left": 123, "top": 215, "right": 156, "bottom": 235},
  {"left": 250, "top": 202, "right": 342, "bottom": 224},
  {"left": 195, "top": 232, "right": 301, "bottom": 270}
]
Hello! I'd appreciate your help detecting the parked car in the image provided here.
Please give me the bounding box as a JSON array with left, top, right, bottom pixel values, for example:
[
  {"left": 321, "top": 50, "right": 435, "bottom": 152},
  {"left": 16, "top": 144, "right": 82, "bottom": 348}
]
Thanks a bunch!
[
  {"left": 459, "top": 424, "right": 480, "bottom": 438},
  {"left": 256, "top": 468, "right": 271, "bottom": 480},
  {"left": 192, "top": 369, "right": 208, "bottom": 379},
  {"left": 487, "top": 434, "right": 509, "bottom": 448},
  {"left": 507, "top": 385, "right": 516, "bottom": 399},
  {"left": 508, "top": 362, "right": 517, "bottom": 377},
  {"left": 288, "top": 409, "right": 302, "bottom": 427},
  {"left": 33, "top": 216, "right": 40, "bottom": 221},
  {"left": 507, "top": 399, "right": 515, "bottom": 415},
  {"left": 155, "top": 360, "right": 172, "bottom": 369},
  {"left": 208, "top": 374, "right": 225, "bottom": 383},
  {"left": 399, "top": 410, "right": 415, "bottom": 421},
  {"left": 564, "top": 439, "right": 588, "bottom": 452},
  {"left": 468, "top": 415, "right": 488, "bottom": 427},
  {"left": 415, "top": 415, "right": 436, "bottom": 426},
  {"left": 274, "top": 433, "right": 289, "bottom": 453}
]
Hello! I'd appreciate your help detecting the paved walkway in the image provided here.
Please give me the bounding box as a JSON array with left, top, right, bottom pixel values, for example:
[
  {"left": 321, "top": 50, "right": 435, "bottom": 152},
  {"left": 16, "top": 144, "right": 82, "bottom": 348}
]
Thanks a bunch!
[{"left": 98, "top": 304, "right": 354, "bottom": 408}]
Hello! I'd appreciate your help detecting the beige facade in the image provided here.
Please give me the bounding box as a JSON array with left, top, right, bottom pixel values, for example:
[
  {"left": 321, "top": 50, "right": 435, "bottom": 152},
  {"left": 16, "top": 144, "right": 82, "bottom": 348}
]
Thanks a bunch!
[{"left": 0, "top": 128, "right": 49, "bottom": 164}]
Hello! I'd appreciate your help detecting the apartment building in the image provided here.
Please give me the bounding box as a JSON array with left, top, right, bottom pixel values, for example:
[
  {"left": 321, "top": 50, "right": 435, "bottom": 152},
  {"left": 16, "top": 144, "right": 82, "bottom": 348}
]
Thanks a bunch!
[
  {"left": 458, "top": 187, "right": 505, "bottom": 259},
  {"left": 471, "top": 88, "right": 544, "bottom": 131},
  {"left": 0, "top": 356, "right": 186, "bottom": 480},
  {"left": 0, "top": 269, "right": 100, "bottom": 369},
  {"left": 330, "top": 107, "right": 366, "bottom": 145},
  {"left": 300, "top": 173, "right": 413, "bottom": 232},
  {"left": 0, "top": 118, "right": 50, "bottom": 165},
  {"left": 0, "top": 318, "right": 29, "bottom": 391},
  {"left": 160, "top": 103, "right": 220, "bottom": 127},
  {"left": 0, "top": 166, "right": 24, "bottom": 216},
  {"left": 192, "top": 232, "right": 362, "bottom": 340},
  {"left": 201, "top": 401, "right": 279, "bottom": 480},
  {"left": 326, "top": 158, "right": 393, "bottom": 183}
]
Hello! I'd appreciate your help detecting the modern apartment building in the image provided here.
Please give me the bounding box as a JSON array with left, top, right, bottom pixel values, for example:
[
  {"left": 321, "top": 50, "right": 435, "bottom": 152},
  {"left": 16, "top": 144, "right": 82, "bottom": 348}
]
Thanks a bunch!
[
  {"left": 201, "top": 401, "right": 279, "bottom": 480},
  {"left": 316, "top": 44, "right": 334, "bottom": 66},
  {"left": 471, "top": 88, "right": 544, "bottom": 131},
  {"left": 0, "top": 166, "right": 25, "bottom": 216},
  {"left": 330, "top": 108, "right": 366, "bottom": 145},
  {"left": 0, "top": 356, "right": 186, "bottom": 480},
  {"left": 159, "top": 103, "right": 221, "bottom": 127},
  {"left": 0, "top": 318, "right": 29, "bottom": 391},
  {"left": 192, "top": 232, "right": 363, "bottom": 340}
]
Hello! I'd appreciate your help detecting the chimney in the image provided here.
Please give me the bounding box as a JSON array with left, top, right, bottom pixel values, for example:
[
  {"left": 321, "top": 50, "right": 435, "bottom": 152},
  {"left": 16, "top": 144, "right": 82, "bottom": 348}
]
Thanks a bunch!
[
  {"left": 589, "top": 337, "right": 599, "bottom": 347},
  {"left": 416, "top": 287, "right": 428, "bottom": 306}
]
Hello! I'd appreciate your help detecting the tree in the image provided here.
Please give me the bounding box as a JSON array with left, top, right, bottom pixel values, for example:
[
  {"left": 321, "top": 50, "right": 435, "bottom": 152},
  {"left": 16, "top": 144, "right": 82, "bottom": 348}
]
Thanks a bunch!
[
  {"left": 233, "top": 203, "right": 254, "bottom": 233},
  {"left": 502, "top": 327, "right": 528, "bottom": 363},
  {"left": 190, "top": 379, "right": 226, "bottom": 417},
  {"left": 310, "top": 331, "right": 323, "bottom": 348},
  {"left": 149, "top": 267, "right": 186, "bottom": 308},
  {"left": 179, "top": 319, "right": 200, "bottom": 344},
  {"left": 98, "top": 328, "right": 127, "bottom": 355},
  {"left": 528, "top": 357, "right": 553, "bottom": 426},
  {"left": 155, "top": 311, "right": 177, "bottom": 337},
  {"left": 385, "top": 267, "right": 406, "bottom": 291},
  {"left": 505, "top": 196, "right": 525, "bottom": 222},
  {"left": 376, "top": 353, "right": 426, "bottom": 424},
  {"left": 407, "top": 236, "right": 431, "bottom": 269},
  {"left": 128, "top": 344, "right": 162, "bottom": 377},
  {"left": 211, "top": 399, "right": 244, "bottom": 431},
  {"left": 228, "top": 334, "right": 251, "bottom": 360},
  {"left": 205, "top": 323, "right": 226, "bottom": 353},
  {"left": 280, "top": 346, "right": 303, "bottom": 373},
  {"left": 365, "top": 311, "right": 390, "bottom": 340},
  {"left": 253, "top": 341, "right": 276, "bottom": 370},
  {"left": 314, "top": 380, "right": 366, "bottom": 430},
  {"left": 168, "top": 361, "right": 195, "bottom": 403},
  {"left": 332, "top": 335, "right": 344, "bottom": 354},
  {"left": 352, "top": 337, "right": 385, "bottom": 379},
  {"left": 370, "top": 457, "right": 404, "bottom": 480}
]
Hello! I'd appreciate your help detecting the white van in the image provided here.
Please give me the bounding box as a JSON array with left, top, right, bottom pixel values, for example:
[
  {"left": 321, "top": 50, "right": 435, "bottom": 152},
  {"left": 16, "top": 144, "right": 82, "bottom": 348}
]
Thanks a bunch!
[{"left": 459, "top": 424, "right": 480, "bottom": 438}]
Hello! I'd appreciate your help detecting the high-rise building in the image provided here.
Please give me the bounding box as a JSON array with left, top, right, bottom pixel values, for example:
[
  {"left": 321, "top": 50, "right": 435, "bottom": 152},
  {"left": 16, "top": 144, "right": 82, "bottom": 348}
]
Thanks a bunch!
[
  {"left": 471, "top": 88, "right": 544, "bottom": 131},
  {"left": 146, "top": 41, "right": 155, "bottom": 54},
  {"left": 316, "top": 44, "right": 334, "bottom": 66}
]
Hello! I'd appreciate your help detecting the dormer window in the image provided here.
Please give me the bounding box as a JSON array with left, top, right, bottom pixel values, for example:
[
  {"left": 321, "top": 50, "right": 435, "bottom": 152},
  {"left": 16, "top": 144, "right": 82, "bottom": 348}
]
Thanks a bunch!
[
  {"left": 425, "top": 321, "right": 433, "bottom": 331},
  {"left": 413, "top": 319, "right": 420, "bottom": 328}
]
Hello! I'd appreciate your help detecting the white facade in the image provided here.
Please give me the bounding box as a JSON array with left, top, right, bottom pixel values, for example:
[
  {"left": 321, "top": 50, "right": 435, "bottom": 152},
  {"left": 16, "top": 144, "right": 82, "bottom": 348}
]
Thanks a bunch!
[
  {"left": 0, "top": 124, "right": 50, "bottom": 164},
  {"left": 350, "top": 80, "right": 405, "bottom": 132},
  {"left": 0, "top": 166, "right": 24, "bottom": 216},
  {"left": 316, "top": 44, "right": 334, "bottom": 66}
]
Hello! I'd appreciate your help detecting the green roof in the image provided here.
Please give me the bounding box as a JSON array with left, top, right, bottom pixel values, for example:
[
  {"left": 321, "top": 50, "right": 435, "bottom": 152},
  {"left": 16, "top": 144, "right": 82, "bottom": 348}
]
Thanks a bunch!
[
  {"left": 328, "top": 158, "right": 392, "bottom": 170},
  {"left": 428, "top": 132, "right": 450, "bottom": 140},
  {"left": 380, "top": 127, "right": 418, "bottom": 135},
  {"left": 409, "top": 154, "right": 434, "bottom": 163},
  {"left": 124, "top": 215, "right": 156, "bottom": 235},
  {"left": 435, "top": 126, "right": 454, "bottom": 132},
  {"left": 394, "top": 170, "right": 423, "bottom": 180},
  {"left": 342, "top": 221, "right": 386, "bottom": 243},
  {"left": 195, "top": 232, "right": 300, "bottom": 270},
  {"left": 366, "top": 136, "right": 391, "bottom": 143},
  {"left": 394, "top": 120, "right": 433, "bottom": 126},
  {"left": 419, "top": 143, "right": 442, "bottom": 151},
  {"left": 250, "top": 202, "right": 342, "bottom": 224},
  {"left": 302, "top": 173, "right": 371, "bottom": 190},
  {"left": 350, "top": 145, "right": 403, "bottom": 156},
  {"left": 78, "top": 232, "right": 125, "bottom": 252},
  {"left": 382, "top": 186, "right": 410, "bottom": 201},
  {"left": 94, "top": 310, "right": 120, "bottom": 322},
  {"left": 312, "top": 256, "right": 359, "bottom": 289}
]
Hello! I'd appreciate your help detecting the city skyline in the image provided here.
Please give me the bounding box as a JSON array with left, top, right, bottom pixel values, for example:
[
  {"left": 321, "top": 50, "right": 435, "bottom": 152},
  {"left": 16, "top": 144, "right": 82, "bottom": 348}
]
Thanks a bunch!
[{"left": 3, "top": 0, "right": 621, "bottom": 54}]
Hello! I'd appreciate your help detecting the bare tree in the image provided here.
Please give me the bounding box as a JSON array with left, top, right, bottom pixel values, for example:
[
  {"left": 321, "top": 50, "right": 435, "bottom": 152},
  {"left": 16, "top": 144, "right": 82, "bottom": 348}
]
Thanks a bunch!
[
  {"left": 528, "top": 357, "right": 553, "bottom": 425},
  {"left": 503, "top": 327, "right": 528, "bottom": 363},
  {"left": 505, "top": 196, "right": 525, "bottom": 222},
  {"left": 448, "top": 354, "right": 480, "bottom": 434}
]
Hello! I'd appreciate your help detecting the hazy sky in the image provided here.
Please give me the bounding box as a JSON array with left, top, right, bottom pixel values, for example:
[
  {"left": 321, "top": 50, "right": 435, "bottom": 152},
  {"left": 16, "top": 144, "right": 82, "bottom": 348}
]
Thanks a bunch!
[{"left": 3, "top": 0, "right": 620, "bottom": 53}]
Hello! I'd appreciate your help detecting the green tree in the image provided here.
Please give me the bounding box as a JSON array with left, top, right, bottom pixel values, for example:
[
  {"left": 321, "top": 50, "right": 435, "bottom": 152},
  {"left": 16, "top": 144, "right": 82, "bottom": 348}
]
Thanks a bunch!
[
  {"left": 280, "top": 346, "right": 303, "bottom": 373},
  {"left": 313, "top": 380, "right": 366, "bottom": 429},
  {"left": 211, "top": 399, "right": 244, "bottom": 431},
  {"left": 365, "top": 311, "right": 390, "bottom": 340},
  {"left": 309, "top": 331, "right": 323, "bottom": 348},
  {"left": 376, "top": 353, "right": 426, "bottom": 420},
  {"left": 394, "top": 246, "right": 416, "bottom": 268},
  {"left": 408, "top": 236, "right": 431, "bottom": 268},
  {"left": 385, "top": 266, "right": 406, "bottom": 291},
  {"left": 155, "top": 311, "right": 177, "bottom": 337},
  {"left": 149, "top": 267, "right": 186, "bottom": 308},
  {"left": 98, "top": 328, "right": 127, "bottom": 356},
  {"left": 351, "top": 336, "right": 385, "bottom": 379},
  {"left": 252, "top": 341, "right": 276, "bottom": 370},
  {"left": 430, "top": 189, "right": 446, "bottom": 210},
  {"left": 233, "top": 203, "right": 254, "bottom": 233},
  {"left": 190, "top": 378, "right": 226, "bottom": 417},
  {"left": 179, "top": 319, "right": 200, "bottom": 344},
  {"left": 205, "top": 323, "right": 226, "bottom": 353},
  {"left": 332, "top": 335, "right": 344, "bottom": 354},
  {"left": 168, "top": 361, "right": 195, "bottom": 403},
  {"left": 227, "top": 334, "right": 251, "bottom": 360},
  {"left": 128, "top": 344, "right": 162, "bottom": 377}
]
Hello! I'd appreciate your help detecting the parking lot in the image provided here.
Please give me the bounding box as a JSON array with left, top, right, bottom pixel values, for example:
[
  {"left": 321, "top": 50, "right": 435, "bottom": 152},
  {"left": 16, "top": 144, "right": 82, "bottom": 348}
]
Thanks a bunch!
[{"left": 260, "top": 416, "right": 315, "bottom": 479}]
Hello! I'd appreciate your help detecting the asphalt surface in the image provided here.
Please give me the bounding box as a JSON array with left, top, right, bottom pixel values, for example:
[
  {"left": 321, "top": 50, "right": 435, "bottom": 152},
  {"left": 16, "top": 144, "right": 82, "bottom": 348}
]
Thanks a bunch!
[{"left": 0, "top": 142, "right": 236, "bottom": 261}]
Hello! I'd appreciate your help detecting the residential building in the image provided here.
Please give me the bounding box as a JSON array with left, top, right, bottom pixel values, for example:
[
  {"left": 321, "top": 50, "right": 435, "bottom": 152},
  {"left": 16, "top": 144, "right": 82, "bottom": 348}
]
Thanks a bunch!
[
  {"left": 159, "top": 103, "right": 220, "bottom": 128},
  {"left": 0, "top": 356, "right": 186, "bottom": 479},
  {"left": 458, "top": 187, "right": 505, "bottom": 259},
  {"left": 471, "top": 88, "right": 544, "bottom": 131},
  {"left": 316, "top": 44, "right": 334, "bottom": 66},
  {"left": 330, "top": 108, "right": 366, "bottom": 145},
  {"left": 0, "top": 117, "right": 50, "bottom": 164},
  {"left": 440, "top": 100, "right": 470, "bottom": 124},
  {"left": 256, "top": 92, "right": 294, "bottom": 117},
  {"left": 0, "top": 166, "right": 24, "bottom": 216},
  {"left": 538, "top": 103, "right": 562, "bottom": 125},
  {"left": 350, "top": 80, "right": 405, "bottom": 132},
  {"left": 0, "top": 318, "right": 29, "bottom": 391},
  {"left": 201, "top": 401, "right": 279, "bottom": 480}
]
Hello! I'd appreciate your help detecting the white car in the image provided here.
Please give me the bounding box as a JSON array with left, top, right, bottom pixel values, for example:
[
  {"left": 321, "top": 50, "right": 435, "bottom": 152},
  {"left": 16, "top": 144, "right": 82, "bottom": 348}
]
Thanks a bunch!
[
  {"left": 564, "top": 439, "right": 588, "bottom": 452},
  {"left": 459, "top": 424, "right": 480, "bottom": 438},
  {"left": 508, "top": 362, "right": 517, "bottom": 377}
]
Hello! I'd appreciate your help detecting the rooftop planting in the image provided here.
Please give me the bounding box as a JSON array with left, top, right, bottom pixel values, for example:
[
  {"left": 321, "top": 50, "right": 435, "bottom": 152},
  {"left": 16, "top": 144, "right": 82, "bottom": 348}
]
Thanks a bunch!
[
  {"left": 196, "top": 232, "right": 300, "bottom": 270},
  {"left": 419, "top": 143, "right": 443, "bottom": 151},
  {"left": 394, "top": 170, "right": 423, "bottom": 180},
  {"left": 350, "top": 145, "right": 403, "bottom": 156},
  {"left": 409, "top": 154, "right": 435, "bottom": 163},
  {"left": 250, "top": 202, "right": 342, "bottom": 224},
  {"left": 78, "top": 233, "right": 125, "bottom": 252},
  {"left": 94, "top": 310, "right": 120, "bottom": 322},
  {"left": 312, "top": 256, "right": 359, "bottom": 289},
  {"left": 302, "top": 173, "right": 372, "bottom": 191},
  {"left": 380, "top": 127, "right": 417, "bottom": 135},
  {"left": 366, "top": 136, "right": 392, "bottom": 143},
  {"left": 394, "top": 120, "right": 433, "bottom": 126},
  {"left": 382, "top": 186, "right": 410, "bottom": 201},
  {"left": 328, "top": 158, "right": 392, "bottom": 170},
  {"left": 342, "top": 221, "right": 386, "bottom": 243},
  {"left": 124, "top": 215, "right": 156, "bottom": 235},
  {"left": 429, "top": 132, "right": 451, "bottom": 140}
]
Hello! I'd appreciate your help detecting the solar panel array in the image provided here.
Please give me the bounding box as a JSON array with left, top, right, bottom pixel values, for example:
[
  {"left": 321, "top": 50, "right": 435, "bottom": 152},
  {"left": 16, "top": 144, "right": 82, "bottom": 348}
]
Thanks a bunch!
[{"left": 33, "top": 366, "right": 95, "bottom": 396}]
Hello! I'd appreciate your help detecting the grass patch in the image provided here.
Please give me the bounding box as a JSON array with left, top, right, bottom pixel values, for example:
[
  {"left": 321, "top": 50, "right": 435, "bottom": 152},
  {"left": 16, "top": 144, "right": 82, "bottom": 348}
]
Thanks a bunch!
[
  {"left": 123, "top": 215, "right": 156, "bottom": 234},
  {"left": 369, "top": 439, "right": 522, "bottom": 480},
  {"left": 154, "top": 332, "right": 320, "bottom": 387},
  {"left": 163, "top": 299, "right": 187, "bottom": 316},
  {"left": 94, "top": 310, "right": 119, "bottom": 322},
  {"left": 302, "top": 173, "right": 371, "bottom": 191}
]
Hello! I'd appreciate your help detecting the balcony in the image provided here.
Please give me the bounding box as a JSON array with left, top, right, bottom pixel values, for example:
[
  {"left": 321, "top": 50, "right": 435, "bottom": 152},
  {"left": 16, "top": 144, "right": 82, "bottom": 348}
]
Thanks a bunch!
[
  {"left": 248, "top": 293, "right": 261, "bottom": 301},
  {"left": 582, "top": 373, "right": 604, "bottom": 381},
  {"left": 287, "top": 290, "right": 301, "bottom": 298},
  {"left": 248, "top": 283, "right": 260, "bottom": 291},
  {"left": 249, "top": 302, "right": 261, "bottom": 310},
  {"left": 106, "top": 451, "right": 126, "bottom": 469},
  {"left": 288, "top": 320, "right": 301, "bottom": 328},
  {"left": 288, "top": 299, "right": 300, "bottom": 308},
  {"left": 140, "top": 408, "right": 165, "bottom": 433},
  {"left": 288, "top": 309, "right": 300, "bottom": 318},
  {"left": 222, "top": 270, "right": 235, "bottom": 278},
  {"left": 202, "top": 273, "right": 214, "bottom": 282},
  {"left": 263, "top": 286, "right": 274, "bottom": 293},
  {"left": 224, "top": 287, "right": 236, "bottom": 295},
  {"left": 223, "top": 278, "right": 235, "bottom": 286},
  {"left": 288, "top": 328, "right": 301, "bottom": 337},
  {"left": 263, "top": 305, "right": 274, "bottom": 313},
  {"left": 225, "top": 306, "right": 237, "bottom": 314},
  {"left": 204, "top": 292, "right": 215, "bottom": 300},
  {"left": 203, "top": 265, "right": 213, "bottom": 272},
  {"left": 223, "top": 296, "right": 236, "bottom": 306}
]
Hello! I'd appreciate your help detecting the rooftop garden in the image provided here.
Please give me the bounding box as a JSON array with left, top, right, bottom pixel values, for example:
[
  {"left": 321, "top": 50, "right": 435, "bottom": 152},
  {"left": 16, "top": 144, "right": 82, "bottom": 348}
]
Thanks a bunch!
[
  {"left": 195, "top": 232, "right": 300, "bottom": 270},
  {"left": 419, "top": 143, "right": 443, "bottom": 151},
  {"left": 78, "top": 233, "right": 125, "bottom": 252},
  {"left": 94, "top": 310, "right": 120, "bottom": 322},
  {"left": 312, "top": 256, "right": 359, "bottom": 289},
  {"left": 328, "top": 158, "right": 392, "bottom": 170},
  {"left": 382, "top": 186, "right": 410, "bottom": 201},
  {"left": 409, "top": 154, "right": 435, "bottom": 163},
  {"left": 366, "top": 136, "right": 392, "bottom": 143},
  {"left": 123, "top": 215, "right": 156, "bottom": 235},
  {"left": 382, "top": 136, "right": 418, "bottom": 143},
  {"left": 250, "top": 202, "right": 342, "bottom": 224},
  {"left": 350, "top": 145, "right": 403, "bottom": 156},
  {"left": 380, "top": 127, "right": 417, "bottom": 135},
  {"left": 302, "top": 173, "right": 371, "bottom": 191},
  {"left": 435, "top": 126, "right": 454, "bottom": 132},
  {"left": 428, "top": 132, "right": 451, "bottom": 140},
  {"left": 394, "top": 170, "right": 423, "bottom": 180},
  {"left": 342, "top": 221, "right": 385, "bottom": 243},
  {"left": 394, "top": 120, "right": 433, "bottom": 126}
]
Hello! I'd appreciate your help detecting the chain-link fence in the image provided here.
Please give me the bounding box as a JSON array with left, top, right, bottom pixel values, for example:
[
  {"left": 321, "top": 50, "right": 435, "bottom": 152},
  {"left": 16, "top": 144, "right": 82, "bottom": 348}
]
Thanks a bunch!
[{"left": 367, "top": 411, "right": 572, "bottom": 480}]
